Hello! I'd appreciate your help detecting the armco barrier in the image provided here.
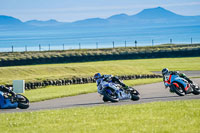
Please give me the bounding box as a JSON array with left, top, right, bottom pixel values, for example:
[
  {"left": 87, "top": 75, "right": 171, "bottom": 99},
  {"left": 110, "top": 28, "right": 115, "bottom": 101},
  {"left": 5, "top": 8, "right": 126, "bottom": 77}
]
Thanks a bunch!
[{"left": 5, "top": 74, "right": 162, "bottom": 90}]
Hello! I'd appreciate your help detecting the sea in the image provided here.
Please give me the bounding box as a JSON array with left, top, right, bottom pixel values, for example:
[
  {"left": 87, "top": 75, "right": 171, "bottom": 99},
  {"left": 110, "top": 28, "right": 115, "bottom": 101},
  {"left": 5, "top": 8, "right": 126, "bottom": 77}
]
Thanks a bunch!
[{"left": 0, "top": 25, "right": 200, "bottom": 52}]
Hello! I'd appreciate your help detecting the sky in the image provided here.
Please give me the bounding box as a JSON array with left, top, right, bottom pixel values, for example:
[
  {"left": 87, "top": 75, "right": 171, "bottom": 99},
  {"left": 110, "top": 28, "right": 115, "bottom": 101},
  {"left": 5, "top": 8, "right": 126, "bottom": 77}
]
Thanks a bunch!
[{"left": 0, "top": 0, "right": 200, "bottom": 22}]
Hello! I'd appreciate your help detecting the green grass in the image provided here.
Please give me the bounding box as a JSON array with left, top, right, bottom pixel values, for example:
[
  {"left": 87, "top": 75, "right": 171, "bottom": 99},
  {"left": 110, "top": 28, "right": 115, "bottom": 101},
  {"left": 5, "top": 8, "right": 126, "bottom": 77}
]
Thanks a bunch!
[
  {"left": 0, "top": 100, "right": 199, "bottom": 133},
  {"left": 24, "top": 78, "right": 162, "bottom": 102},
  {"left": 0, "top": 57, "right": 200, "bottom": 85},
  {"left": 24, "top": 83, "right": 97, "bottom": 102}
]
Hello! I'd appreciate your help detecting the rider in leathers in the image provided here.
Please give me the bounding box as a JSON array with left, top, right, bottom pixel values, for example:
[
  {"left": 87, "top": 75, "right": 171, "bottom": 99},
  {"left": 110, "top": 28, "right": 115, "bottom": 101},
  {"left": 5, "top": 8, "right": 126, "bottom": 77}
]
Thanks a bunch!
[
  {"left": 94, "top": 73, "right": 128, "bottom": 95},
  {"left": 0, "top": 85, "right": 17, "bottom": 109},
  {"left": 162, "top": 68, "right": 193, "bottom": 83},
  {"left": 0, "top": 85, "right": 16, "bottom": 96}
]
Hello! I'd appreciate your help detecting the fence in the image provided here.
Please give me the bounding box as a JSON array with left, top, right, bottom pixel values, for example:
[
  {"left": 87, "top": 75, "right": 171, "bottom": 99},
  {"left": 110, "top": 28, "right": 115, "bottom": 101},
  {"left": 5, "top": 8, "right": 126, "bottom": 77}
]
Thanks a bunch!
[{"left": 1, "top": 37, "right": 197, "bottom": 53}]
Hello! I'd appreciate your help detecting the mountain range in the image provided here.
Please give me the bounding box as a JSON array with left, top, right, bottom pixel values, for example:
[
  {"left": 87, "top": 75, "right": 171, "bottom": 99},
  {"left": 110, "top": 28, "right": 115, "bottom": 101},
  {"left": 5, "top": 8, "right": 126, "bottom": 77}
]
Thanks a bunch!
[{"left": 0, "top": 7, "right": 200, "bottom": 29}]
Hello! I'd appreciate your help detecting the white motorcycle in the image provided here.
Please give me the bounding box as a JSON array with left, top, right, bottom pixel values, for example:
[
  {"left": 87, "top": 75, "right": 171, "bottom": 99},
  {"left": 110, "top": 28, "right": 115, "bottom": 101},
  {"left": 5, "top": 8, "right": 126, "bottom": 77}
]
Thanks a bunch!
[{"left": 98, "top": 80, "right": 140, "bottom": 102}]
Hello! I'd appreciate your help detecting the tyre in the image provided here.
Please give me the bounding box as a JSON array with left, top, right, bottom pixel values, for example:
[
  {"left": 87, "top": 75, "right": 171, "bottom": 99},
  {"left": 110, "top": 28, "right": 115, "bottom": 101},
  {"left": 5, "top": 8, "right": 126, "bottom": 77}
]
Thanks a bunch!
[
  {"left": 192, "top": 84, "right": 200, "bottom": 95},
  {"left": 103, "top": 87, "right": 119, "bottom": 102},
  {"left": 16, "top": 94, "right": 29, "bottom": 109},
  {"left": 130, "top": 88, "right": 140, "bottom": 101},
  {"left": 103, "top": 96, "right": 109, "bottom": 102},
  {"left": 171, "top": 83, "right": 185, "bottom": 96}
]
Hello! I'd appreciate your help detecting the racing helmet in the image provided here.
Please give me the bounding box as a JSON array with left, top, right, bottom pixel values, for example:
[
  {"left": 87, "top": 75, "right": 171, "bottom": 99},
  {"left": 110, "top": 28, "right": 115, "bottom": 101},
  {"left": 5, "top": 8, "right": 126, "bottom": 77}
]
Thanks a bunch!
[
  {"left": 162, "top": 68, "right": 169, "bottom": 75},
  {"left": 94, "top": 73, "right": 101, "bottom": 80}
]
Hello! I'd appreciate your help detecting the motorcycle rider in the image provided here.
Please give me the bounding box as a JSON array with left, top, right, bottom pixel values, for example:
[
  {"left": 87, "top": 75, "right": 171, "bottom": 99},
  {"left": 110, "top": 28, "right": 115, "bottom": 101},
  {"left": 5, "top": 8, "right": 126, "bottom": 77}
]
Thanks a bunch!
[
  {"left": 94, "top": 73, "right": 128, "bottom": 95},
  {"left": 0, "top": 85, "right": 16, "bottom": 97},
  {"left": 0, "top": 85, "right": 17, "bottom": 108},
  {"left": 162, "top": 68, "right": 193, "bottom": 90}
]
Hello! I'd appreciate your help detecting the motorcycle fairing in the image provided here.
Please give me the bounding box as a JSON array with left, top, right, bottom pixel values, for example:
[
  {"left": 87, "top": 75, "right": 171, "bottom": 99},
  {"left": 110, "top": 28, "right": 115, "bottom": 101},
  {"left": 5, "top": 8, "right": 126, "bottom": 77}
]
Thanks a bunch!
[
  {"left": 164, "top": 74, "right": 189, "bottom": 91},
  {"left": 0, "top": 91, "right": 18, "bottom": 109}
]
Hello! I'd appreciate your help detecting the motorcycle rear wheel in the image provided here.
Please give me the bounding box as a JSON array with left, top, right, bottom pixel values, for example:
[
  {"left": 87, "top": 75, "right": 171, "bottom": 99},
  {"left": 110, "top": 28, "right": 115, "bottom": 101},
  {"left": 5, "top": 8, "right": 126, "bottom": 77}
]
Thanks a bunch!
[
  {"left": 171, "top": 84, "right": 185, "bottom": 96},
  {"left": 103, "top": 88, "right": 119, "bottom": 102},
  {"left": 103, "top": 96, "right": 109, "bottom": 102}
]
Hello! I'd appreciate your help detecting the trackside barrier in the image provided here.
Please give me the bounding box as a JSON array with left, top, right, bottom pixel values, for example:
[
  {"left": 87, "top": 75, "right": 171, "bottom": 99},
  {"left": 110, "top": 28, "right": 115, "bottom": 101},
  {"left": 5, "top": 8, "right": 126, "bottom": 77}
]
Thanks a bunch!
[{"left": 5, "top": 74, "right": 162, "bottom": 90}]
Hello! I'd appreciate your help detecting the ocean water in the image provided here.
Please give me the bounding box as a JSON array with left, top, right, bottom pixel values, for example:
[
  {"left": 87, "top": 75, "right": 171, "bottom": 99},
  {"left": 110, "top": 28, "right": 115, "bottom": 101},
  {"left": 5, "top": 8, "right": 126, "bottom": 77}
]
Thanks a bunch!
[{"left": 0, "top": 25, "right": 200, "bottom": 52}]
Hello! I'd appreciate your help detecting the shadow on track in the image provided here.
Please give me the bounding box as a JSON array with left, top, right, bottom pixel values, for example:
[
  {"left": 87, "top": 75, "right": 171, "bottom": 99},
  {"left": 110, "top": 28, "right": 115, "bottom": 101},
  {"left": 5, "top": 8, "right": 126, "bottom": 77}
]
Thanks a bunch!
[
  {"left": 142, "top": 95, "right": 179, "bottom": 100},
  {"left": 71, "top": 102, "right": 105, "bottom": 107}
]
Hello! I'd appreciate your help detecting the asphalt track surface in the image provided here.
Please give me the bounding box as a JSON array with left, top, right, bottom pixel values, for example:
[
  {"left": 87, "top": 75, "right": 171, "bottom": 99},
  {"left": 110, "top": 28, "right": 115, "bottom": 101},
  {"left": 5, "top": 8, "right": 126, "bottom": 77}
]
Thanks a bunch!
[{"left": 1, "top": 72, "right": 200, "bottom": 113}]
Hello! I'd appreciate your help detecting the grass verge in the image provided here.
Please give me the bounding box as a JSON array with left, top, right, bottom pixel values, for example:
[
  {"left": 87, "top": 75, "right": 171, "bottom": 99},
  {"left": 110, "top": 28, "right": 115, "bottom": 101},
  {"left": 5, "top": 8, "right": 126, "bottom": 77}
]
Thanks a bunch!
[
  {"left": 24, "top": 78, "right": 162, "bottom": 102},
  {"left": 0, "top": 57, "right": 199, "bottom": 85},
  {"left": 0, "top": 100, "right": 199, "bottom": 133}
]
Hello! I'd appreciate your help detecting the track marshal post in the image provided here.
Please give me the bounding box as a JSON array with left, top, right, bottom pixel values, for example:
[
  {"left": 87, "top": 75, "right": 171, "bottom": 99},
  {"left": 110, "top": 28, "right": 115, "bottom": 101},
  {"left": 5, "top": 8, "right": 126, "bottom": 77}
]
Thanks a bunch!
[{"left": 13, "top": 80, "right": 25, "bottom": 93}]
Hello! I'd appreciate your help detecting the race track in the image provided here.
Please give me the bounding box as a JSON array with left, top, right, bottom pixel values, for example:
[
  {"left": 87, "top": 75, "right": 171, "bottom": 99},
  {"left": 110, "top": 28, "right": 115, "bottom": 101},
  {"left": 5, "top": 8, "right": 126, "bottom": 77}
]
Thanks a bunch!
[{"left": 1, "top": 78, "right": 200, "bottom": 113}]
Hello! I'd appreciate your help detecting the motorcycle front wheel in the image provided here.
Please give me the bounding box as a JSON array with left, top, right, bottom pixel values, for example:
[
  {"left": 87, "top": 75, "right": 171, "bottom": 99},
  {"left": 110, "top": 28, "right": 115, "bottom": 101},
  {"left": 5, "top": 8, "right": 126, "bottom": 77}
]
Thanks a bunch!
[
  {"left": 192, "top": 84, "right": 200, "bottom": 95},
  {"left": 16, "top": 94, "right": 29, "bottom": 109},
  {"left": 130, "top": 88, "right": 140, "bottom": 101}
]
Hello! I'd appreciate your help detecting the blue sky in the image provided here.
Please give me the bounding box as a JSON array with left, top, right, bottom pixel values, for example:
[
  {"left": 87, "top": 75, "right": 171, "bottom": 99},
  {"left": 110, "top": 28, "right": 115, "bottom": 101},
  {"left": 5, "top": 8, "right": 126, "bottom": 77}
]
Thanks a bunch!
[{"left": 0, "top": 0, "right": 200, "bottom": 22}]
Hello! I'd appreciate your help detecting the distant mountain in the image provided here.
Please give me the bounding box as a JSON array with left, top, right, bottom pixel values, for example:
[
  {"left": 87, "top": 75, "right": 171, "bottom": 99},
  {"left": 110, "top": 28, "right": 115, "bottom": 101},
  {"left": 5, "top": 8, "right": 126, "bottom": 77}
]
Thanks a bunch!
[
  {"left": 130, "top": 7, "right": 200, "bottom": 26},
  {"left": 108, "top": 13, "right": 129, "bottom": 20},
  {"left": 133, "top": 7, "right": 182, "bottom": 19},
  {"left": 0, "top": 15, "right": 23, "bottom": 25},
  {"left": 25, "top": 19, "right": 63, "bottom": 26},
  {"left": 70, "top": 7, "right": 200, "bottom": 27},
  {"left": 0, "top": 7, "right": 200, "bottom": 29},
  {"left": 105, "top": 7, "right": 200, "bottom": 26},
  {"left": 72, "top": 18, "right": 108, "bottom": 27}
]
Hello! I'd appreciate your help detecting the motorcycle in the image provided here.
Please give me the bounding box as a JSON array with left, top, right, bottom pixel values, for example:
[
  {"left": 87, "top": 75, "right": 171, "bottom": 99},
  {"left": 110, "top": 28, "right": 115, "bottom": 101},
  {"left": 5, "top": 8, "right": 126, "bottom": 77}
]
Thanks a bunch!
[
  {"left": 164, "top": 74, "right": 200, "bottom": 96},
  {"left": 99, "top": 80, "right": 140, "bottom": 102},
  {"left": 0, "top": 90, "right": 29, "bottom": 109}
]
